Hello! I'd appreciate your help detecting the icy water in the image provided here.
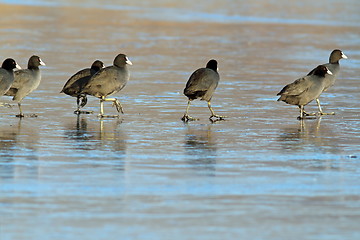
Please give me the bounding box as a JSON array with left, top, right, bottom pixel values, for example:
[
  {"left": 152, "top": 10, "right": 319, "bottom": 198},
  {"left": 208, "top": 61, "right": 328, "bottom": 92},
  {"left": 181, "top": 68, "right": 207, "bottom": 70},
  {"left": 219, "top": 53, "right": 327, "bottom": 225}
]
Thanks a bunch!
[{"left": 1, "top": 0, "right": 360, "bottom": 239}]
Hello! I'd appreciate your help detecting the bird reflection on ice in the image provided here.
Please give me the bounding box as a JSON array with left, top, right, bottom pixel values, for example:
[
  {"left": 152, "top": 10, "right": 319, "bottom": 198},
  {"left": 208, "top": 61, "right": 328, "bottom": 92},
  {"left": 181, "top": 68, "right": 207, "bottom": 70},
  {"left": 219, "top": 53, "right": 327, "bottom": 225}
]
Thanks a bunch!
[
  {"left": 0, "top": 119, "right": 39, "bottom": 179},
  {"left": 183, "top": 124, "right": 217, "bottom": 176},
  {"left": 64, "top": 116, "right": 126, "bottom": 154},
  {"left": 278, "top": 117, "right": 341, "bottom": 155}
]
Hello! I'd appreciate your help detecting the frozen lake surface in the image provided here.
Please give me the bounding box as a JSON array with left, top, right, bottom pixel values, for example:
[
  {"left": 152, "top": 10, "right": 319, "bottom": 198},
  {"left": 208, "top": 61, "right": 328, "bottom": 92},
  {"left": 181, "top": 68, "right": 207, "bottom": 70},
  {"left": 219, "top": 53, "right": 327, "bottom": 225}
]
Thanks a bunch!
[{"left": 1, "top": 0, "right": 360, "bottom": 239}]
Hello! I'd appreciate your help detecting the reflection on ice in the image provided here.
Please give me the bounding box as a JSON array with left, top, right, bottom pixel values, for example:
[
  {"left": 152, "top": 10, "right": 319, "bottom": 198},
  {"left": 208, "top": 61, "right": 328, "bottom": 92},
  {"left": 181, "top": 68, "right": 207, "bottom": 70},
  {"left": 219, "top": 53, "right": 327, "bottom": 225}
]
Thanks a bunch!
[
  {"left": 0, "top": 119, "right": 39, "bottom": 179},
  {"left": 64, "top": 116, "right": 126, "bottom": 154},
  {"left": 184, "top": 124, "right": 217, "bottom": 175},
  {"left": 278, "top": 117, "right": 341, "bottom": 155}
]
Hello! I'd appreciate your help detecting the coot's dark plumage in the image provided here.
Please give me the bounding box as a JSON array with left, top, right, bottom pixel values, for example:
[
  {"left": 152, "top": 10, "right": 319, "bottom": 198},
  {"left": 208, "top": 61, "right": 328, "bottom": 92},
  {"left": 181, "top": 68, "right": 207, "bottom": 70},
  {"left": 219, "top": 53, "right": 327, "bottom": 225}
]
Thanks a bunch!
[
  {"left": 307, "top": 49, "right": 347, "bottom": 115},
  {"left": 0, "top": 58, "right": 21, "bottom": 96},
  {"left": 277, "top": 65, "right": 332, "bottom": 119},
  {"left": 5, "top": 55, "right": 45, "bottom": 117},
  {"left": 81, "top": 54, "right": 132, "bottom": 118},
  {"left": 0, "top": 58, "right": 21, "bottom": 108},
  {"left": 61, "top": 60, "right": 104, "bottom": 114},
  {"left": 181, "top": 59, "right": 226, "bottom": 122}
]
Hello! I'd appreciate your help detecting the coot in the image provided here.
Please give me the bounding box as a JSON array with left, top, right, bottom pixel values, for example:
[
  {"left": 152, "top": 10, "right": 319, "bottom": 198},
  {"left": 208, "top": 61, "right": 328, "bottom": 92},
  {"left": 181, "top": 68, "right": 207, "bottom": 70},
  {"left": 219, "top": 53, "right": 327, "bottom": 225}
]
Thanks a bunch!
[
  {"left": 5, "top": 55, "right": 45, "bottom": 117},
  {"left": 277, "top": 65, "right": 332, "bottom": 120},
  {"left": 81, "top": 54, "right": 132, "bottom": 118},
  {"left": 61, "top": 60, "right": 104, "bottom": 114},
  {"left": 307, "top": 49, "right": 347, "bottom": 115},
  {"left": 181, "top": 59, "right": 226, "bottom": 122},
  {"left": 0, "top": 58, "right": 21, "bottom": 108}
]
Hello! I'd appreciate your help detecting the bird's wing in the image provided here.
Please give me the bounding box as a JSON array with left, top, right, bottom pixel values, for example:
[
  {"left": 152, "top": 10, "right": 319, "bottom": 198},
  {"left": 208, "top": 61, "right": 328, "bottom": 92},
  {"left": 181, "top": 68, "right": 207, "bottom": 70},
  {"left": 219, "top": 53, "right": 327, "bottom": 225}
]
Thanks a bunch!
[
  {"left": 0, "top": 73, "right": 11, "bottom": 94},
  {"left": 5, "top": 70, "right": 34, "bottom": 97},
  {"left": 82, "top": 67, "right": 125, "bottom": 96},
  {"left": 85, "top": 67, "right": 112, "bottom": 88},
  {"left": 61, "top": 68, "right": 91, "bottom": 93},
  {"left": 277, "top": 76, "right": 312, "bottom": 96},
  {"left": 0, "top": 73, "right": 6, "bottom": 85},
  {"left": 185, "top": 69, "right": 218, "bottom": 92},
  {"left": 10, "top": 70, "right": 32, "bottom": 90}
]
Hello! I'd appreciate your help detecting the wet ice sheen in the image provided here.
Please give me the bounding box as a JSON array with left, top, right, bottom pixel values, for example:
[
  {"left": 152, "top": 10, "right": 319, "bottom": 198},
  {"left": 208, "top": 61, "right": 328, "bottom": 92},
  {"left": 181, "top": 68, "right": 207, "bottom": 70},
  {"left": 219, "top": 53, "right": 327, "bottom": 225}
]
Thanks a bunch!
[{"left": 1, "top": 0, "right": 360, "bottom": 240}]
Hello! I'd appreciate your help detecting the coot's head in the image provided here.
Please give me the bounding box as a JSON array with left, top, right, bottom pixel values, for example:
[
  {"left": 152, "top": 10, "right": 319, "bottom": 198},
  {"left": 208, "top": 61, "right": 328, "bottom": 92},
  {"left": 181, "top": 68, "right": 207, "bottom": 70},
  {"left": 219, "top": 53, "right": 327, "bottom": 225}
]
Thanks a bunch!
[
  {"left": 91, "top": 60, "right": 104, "bottom": 72},
  {"left": 329, "top": 49, "right": 347, "bottom": 63},
  {"left": 206, "top": 59, "right": 218, "bottom": 72},
  {"left": 313, "top": 65, "right": 333, "bottom": 77},
  {"left": 114, "top": 54, "right": 132, "bottom": 67},
  {"left": 28, "top": 55, "right": 45, "bottom": 69},
  {"left": 2, "top": 58, "right": 21, "bottom": 70}
]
